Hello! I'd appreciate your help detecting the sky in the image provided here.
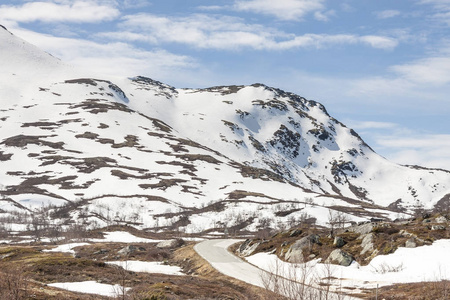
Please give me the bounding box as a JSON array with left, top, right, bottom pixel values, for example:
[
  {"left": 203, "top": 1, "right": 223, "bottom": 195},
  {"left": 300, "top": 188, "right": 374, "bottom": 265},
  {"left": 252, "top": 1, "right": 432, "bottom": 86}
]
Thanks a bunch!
[{"left": 1, "top": 0, "right": 450, "bottom": 170}]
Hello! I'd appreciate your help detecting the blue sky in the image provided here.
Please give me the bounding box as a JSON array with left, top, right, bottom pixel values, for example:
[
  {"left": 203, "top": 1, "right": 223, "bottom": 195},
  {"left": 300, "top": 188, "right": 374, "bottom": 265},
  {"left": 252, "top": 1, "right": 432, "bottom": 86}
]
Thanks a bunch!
[{"left": 1, "top": 0, "right": 450, "bottom": 170}]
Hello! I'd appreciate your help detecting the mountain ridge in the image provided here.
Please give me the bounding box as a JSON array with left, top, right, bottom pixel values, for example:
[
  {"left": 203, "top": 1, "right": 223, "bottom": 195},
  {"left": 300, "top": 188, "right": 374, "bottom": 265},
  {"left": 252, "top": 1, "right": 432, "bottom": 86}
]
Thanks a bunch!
[{"left": 0, "top": 26, "right": 449, "bottom": 234}]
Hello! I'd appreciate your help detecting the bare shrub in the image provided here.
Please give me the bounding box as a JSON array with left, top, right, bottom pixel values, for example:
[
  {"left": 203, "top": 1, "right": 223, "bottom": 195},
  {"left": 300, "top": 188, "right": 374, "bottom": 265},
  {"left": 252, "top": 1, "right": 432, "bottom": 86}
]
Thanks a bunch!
[
  {"left": 64, "top": 222, "right": 89, "bottom": 241},
  {"left": 0, "top": 265, "right": 29, "bottom": 300},
  {"left": 371, "top": 262, "right": 404, "bottom": 274},
  {"left": 260, "top": 258, "right": 349, "bottom": 300},
  {"left": 113, "top": 260, "right": 130, "bottom": 300}
]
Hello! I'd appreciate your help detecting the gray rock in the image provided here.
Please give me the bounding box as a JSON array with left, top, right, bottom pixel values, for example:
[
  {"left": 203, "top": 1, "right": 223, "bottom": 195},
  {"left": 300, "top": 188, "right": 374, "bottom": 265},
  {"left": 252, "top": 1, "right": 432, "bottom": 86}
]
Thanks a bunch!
[
  {"left": 349, "top": 223, "right": 374, "bottom": 235},
  {"left": 238, "top": 239, "right": 260, "bottom": 257},
  {"left": 93, "top": 249, "right": 109, "bottom": 255},
  {"left": 118, "top": 245, "right": 146, "bottom": 256},
  {"left": 309, "top": 234, "right": 320, "bottom": 244},
  {"left": 285, "top": 234, "right": 320, "bottom": 263},
  {"left": 156, "top": 238, "right": 184, "bottom": 248},
  {"left": 405, "top": 238, "right": 416, "bottom": 248},
  {"left": 435, "top": 216, "right": 447, "bottom": 223},
  {"left": 431, "top": 225, "right": 446, "bottom": 230},
  {"left": 360, "top": 233, "right": 374, "bottom": 255},
  {"left": 333, "top": 236, "right": 345, "bottom": 248},
  {"left": 326, "top": 249, "right": 354, "bottom": 266},
  {"left": 289, "top": 229, "right": 302, "bottom": 237}
]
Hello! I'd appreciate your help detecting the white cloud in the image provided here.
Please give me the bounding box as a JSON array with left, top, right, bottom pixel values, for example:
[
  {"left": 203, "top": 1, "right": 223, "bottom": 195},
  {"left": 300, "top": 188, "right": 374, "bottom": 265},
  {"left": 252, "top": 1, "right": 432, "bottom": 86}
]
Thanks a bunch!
[
  {"left": 347, "top": 121, "right": 398, "bottom": 130},
  {"left": 376, "top": 134, "right": 450, "bottom": 170},
  {"left": 340, "top": 119, "right": 450, "bottom": 171},
  {"left": 314, "top": 10, "right": 335, "bottom": 22},
  {"left": 360, "top": 35, "right": 399, "bottom": 49},
  {"left": 105, "top": 13, "right": 398, "bottom": 51},
  {"left": 0, "top": 1, "right": 120, "bottom": 23},
  {"left": 418, "top": 0, "right": 450, "bottom": 8},
  {"left": 197, "top": 5, "right": 226, "bottom": 11},
  {"left": 390, "top": 56, "right": 450, "bottom": 85},
  {"left": 122, "top": 0, "right": 151, "bottom": 9},
  {"left": 345, "top": 46, "right": 450, "bottom": 105},
  {"left": 13, "top": 28, "right": 195, "bottom": 79},
  {"left": 418, "top": 0, "right": 450, "bottom": 24},
  {"left": 375, "top": 10, "right": 401, "bottom": 19},
  {"left": 233, "top": 0, "right": 325, "bottom": 21}
]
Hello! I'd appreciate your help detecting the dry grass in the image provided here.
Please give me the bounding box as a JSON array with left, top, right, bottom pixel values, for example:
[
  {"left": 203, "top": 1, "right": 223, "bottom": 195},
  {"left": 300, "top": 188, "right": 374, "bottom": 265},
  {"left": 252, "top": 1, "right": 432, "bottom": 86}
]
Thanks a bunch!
[
  {"left": 0, "top": 238, "right": 284, "bottom": 299},
  {"left": 357, "top": 280, "right": 450, "bottom": 300}
]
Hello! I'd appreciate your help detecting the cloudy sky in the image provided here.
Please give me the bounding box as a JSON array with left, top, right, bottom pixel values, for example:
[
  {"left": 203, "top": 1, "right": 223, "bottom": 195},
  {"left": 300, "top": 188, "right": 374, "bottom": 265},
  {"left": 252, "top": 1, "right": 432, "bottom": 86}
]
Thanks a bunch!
[{"left": 1, "top": 0, "right": 450, "bottom": 170}]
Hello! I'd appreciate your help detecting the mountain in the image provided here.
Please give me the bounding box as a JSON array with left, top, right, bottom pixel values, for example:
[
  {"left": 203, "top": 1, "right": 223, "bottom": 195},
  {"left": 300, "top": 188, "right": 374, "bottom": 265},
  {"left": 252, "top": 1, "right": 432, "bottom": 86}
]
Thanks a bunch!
[{"left": 1, "top": 25, "right": 449, "bottom": 234}]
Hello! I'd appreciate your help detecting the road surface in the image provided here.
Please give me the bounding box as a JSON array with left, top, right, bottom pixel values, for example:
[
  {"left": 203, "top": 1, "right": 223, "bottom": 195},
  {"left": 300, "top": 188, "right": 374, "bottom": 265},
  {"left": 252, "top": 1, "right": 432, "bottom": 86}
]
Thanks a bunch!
[{"left": 194, "top": 239, "right": 264, "bottom": 287}]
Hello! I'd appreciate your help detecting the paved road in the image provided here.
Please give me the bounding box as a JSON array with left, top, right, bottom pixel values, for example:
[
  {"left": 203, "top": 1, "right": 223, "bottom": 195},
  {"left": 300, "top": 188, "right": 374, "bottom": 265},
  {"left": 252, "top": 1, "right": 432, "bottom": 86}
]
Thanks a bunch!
[
  {"left": 194, "top": 239, "right": 359, "bottom": 300},
  {"left": 194, "top": 239, "right": 264, "bottom": 287}
]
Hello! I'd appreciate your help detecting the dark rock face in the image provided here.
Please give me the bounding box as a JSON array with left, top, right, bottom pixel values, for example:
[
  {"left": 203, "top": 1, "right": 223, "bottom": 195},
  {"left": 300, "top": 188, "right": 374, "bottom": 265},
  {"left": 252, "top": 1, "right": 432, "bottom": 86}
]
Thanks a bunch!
[{"left": 333, "top": 236, "right": 345, "bottom": 248}]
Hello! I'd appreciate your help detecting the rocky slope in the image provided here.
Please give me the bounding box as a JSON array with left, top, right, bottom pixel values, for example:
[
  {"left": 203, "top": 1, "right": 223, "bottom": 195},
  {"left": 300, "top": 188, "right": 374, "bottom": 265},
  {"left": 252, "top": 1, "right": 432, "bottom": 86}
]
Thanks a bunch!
[{"left": 0, "top": 25, "right": 449, "bottom": 233}]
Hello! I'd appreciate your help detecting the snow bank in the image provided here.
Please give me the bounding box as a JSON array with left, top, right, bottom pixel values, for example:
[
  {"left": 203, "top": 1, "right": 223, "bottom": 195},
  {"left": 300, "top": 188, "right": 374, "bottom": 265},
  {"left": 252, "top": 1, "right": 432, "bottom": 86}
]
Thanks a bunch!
[
  {"left": 247, "top": 239, "right": 450, "bottom": 290},
  {"left": 43, "top": 243, "right": 89, "bottom": 254},
  {"left": 48, "top": 281, "right": 130, "bottom": 297},
  {"left": 106, "top": 260, "right": 185, "bottom": 275},
  {"left": 90, "top": 231, "right": 162, "bottom": 243}
]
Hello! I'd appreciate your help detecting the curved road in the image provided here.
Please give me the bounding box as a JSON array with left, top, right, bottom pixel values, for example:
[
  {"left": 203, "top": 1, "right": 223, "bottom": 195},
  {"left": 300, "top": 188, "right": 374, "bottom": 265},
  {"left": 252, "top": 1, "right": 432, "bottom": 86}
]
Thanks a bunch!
[
  {"left": 194, "top": 239, "right": 359, "bottom": 300},
  {"left": 194, "top": 239, "right": 264, "bottom": 287}
]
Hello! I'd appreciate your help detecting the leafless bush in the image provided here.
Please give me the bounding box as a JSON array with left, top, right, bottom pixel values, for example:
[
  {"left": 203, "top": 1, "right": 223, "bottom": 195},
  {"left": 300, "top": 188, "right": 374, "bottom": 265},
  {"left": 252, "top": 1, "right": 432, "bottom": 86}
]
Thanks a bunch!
[
  {"left": 64, "top": 222, "right": 89, "bottom": 241},
  {"left": 371, "top": 262, "right": 404, "bottom": 274},
  {"left": 0, "top": 223, "right": 9, "bottom": 238},
  {"left": 432, "top": 266, "right": 450, "bottom": 299},
  {"left": 327, "top": 210, "right": 350, "bottom": 236},
  {"left": 255, "top": 228, "right": 273, "bottom": 240},
  {"left": 260, "top": 258, "right": 348, "bottom": 300},
  {"left": 0, "top": 265, "right": 29, "bottom": 300},
  {"left": 113, "top": 260, "right": 130, "bottom": 300}
]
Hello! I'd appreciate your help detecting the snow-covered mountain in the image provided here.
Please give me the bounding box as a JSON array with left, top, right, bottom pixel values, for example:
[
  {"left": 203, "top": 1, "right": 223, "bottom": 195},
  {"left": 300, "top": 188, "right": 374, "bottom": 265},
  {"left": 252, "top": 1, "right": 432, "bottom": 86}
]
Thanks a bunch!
[{"left": 1, "top": 25, "right": 449, "bottom": 233}]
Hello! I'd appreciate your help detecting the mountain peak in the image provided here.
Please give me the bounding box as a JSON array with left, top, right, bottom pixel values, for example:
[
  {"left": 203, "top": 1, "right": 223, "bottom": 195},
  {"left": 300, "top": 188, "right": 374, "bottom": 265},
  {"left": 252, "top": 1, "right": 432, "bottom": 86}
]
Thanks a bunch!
[{"left": 0, "top": 24, "right": 11, "bottom": 33}]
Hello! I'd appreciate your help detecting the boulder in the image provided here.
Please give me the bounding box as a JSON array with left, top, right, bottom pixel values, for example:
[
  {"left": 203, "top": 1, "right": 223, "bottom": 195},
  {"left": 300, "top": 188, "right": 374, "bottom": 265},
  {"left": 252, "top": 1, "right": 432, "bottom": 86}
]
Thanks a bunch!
[
  {"left": 435, "top": 216, "right": 447, "bottom": 223},
  {"left": 333, "top": 236, "right": 345, "bottom": 248},
  {"left": 238, "top": 239, "right": 260, "bottom": 257},
  {"left": 289, "top": 229, "right": 302, "bottom": 237},
  {"left": 118, "top": 245, "right": 146, "bottom": 256},
  {"left": 431, "top": 225, "right": 446, "bottom": 231},
  {"left": 309, "top": 234, "right": 320, "bottom": 244},
  {"left": 156, "top": 238, "right": 184, "bottom": 248},
  {"left": 360, "top": 233, "right": 374, "bottom": 255},
  {"left": 326, "top": 249, "right": 353, "bottom": 266},
  {"left": 405, "top": 238, "right": 416, "bottom": 248},
  {"left": 93, "top": 249, "right": 109, "bottom": 255},
  {"left": 350, "top": 223, "right": 374, "bottom": 235},
  {"left": 285, "top": 234, "right": 320, "bottom": 263}
]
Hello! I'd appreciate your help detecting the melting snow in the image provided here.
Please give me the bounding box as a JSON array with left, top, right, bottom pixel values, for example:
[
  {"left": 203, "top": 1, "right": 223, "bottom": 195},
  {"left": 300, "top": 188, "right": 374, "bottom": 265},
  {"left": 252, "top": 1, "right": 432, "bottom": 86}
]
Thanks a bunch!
[
  {"left": 247, "top": 239, "right": 450, "bottom": 291},
  {"left": 43, "top": 243, "right": 89, "bottom": 254},
  {"left": 90, "top": 231, "right": 162, "bottom": 243},
  {"left": 48, "top": 281, "right": 130, "bottom": 297},
  {"left": 106, "top": 260, "right": 185, "bottom": 276}
]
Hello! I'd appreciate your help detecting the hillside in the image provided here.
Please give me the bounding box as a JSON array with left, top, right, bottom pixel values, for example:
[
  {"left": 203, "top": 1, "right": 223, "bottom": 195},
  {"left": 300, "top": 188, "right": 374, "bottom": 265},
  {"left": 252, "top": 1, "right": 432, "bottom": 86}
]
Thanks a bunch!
[{"left": 1, "top": 25, "right": 450, "bottom": 235}]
